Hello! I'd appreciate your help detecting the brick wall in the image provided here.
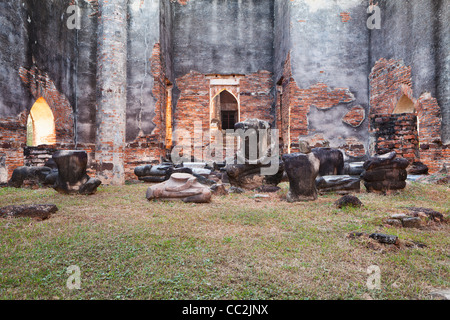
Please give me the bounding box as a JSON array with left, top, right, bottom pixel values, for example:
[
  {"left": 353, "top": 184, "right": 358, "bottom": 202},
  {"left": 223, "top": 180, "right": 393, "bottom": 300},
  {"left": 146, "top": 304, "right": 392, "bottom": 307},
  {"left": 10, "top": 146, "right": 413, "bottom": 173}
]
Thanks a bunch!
[
  {"left": 172, "top": 69, "right": 275, "bottom": 162},
  {"left": 0, "top": 112, "right": 28, "bottom": 178},
  {"left": 18, "top": 66, "right": 74, "bottom": 143},
  {"left": 369, "top": 113, "right": 419, "bottom": 163},
  {"left": 369, "top": 58, "right": 449, "bottom": 173},
  {"left": 239, "top": 71, "right": 274, "bottom": 123}
]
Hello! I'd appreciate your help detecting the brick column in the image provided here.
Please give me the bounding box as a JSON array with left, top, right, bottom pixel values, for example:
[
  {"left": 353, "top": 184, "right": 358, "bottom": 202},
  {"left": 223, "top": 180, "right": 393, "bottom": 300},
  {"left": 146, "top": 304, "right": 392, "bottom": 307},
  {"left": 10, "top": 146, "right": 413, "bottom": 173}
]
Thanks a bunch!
[{"left": 95, "top": 0, "right": 127, "bottom": 185}]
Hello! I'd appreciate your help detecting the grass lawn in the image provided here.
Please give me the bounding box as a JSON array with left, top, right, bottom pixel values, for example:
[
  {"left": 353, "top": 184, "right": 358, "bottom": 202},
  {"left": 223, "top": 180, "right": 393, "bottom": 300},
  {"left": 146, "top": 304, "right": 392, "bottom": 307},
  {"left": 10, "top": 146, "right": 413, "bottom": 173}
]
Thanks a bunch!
[{"left": 0, "top": 181, "right": 448, "bottom": 300}]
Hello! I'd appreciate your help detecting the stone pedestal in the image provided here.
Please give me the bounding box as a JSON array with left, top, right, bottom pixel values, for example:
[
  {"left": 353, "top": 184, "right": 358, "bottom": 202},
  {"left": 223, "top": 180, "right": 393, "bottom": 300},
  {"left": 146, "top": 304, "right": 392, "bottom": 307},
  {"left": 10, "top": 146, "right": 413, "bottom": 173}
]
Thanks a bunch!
[
  {"left": 282, "top": 152, "right": 320, "bottom": 202},
  {"left": 361, "top": 152, "right": 409, "bottom": 193},
  {"left": 53, "top": 150, "right": 101, "bottom": 195}
]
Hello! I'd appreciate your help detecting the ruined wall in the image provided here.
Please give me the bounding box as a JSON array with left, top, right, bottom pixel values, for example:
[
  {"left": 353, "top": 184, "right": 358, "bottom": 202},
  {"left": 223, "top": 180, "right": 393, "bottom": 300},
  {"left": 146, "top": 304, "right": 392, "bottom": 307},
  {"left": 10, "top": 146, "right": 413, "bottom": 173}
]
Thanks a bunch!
[
  {"left": 170, "top": 0, "right": 276, "bottom": 161},
  {"left": 370, "top": 0, "right": 449, "bottom": 144},
  {"left": 0, "top": 0, "right": 77, "bottom": 178},
  {"left": 369, "top": 0, "right": 449, "bottom": 172},
  {"left": 282, "top": 0, "right": 370, "bottom": 158}
]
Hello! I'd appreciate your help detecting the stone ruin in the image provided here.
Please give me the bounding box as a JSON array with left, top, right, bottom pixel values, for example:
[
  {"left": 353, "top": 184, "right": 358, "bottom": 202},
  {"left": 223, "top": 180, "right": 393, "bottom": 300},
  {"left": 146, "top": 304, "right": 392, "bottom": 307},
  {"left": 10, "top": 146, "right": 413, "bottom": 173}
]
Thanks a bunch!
[
  {"left": 8, "top": 150, "right": 101, "bottom": 195},
  {"left": 361, "top": 151, "right": 409, "bottom": 194},
  {"left": 146, "top": 173, "right": 211, "bottom": 204},
  {"left": 225, "top": 119, "right": 284, "bottom": 191}
]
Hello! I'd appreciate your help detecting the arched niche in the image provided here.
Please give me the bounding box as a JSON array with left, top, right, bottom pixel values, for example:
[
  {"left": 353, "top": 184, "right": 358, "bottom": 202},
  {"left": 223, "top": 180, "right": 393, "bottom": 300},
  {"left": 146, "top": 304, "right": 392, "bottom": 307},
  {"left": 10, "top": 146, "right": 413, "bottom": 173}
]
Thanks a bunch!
[
  {"left": 26, "top": 97, "right": 56, "bottom": 147},
  {"left": 393, "top": 94, "right": 415, "bottom": 114}
]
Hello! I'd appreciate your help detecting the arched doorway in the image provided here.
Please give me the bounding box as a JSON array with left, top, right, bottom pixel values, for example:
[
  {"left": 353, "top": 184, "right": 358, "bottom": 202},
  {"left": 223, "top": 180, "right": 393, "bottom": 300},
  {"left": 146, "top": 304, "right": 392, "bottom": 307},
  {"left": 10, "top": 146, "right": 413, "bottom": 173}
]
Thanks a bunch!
[
  {"left": 26, "top": 97, "right": 56, "bottom": 146},
  {"left": 211, "top": 90, "right": 239, "bottom": 131}
]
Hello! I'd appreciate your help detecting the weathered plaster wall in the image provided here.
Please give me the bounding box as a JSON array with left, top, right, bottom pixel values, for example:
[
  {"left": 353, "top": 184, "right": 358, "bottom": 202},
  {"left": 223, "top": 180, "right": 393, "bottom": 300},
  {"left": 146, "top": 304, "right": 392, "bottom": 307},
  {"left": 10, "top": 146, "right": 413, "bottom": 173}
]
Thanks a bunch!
[
  {"left": 172, "top": 0, "right": 275, "bottom": 77},
  {"left": 286, "top": 0, "right": 370, "bottom": 157},
  {"left": 274, "top": 0, "right": 291, "bottom": 83},
  {"left": 0, "top": 1, "right": 32, "bottom": 118},
  {"left": 126, "top": 0, "right": 160, "bottom": 142},
  {"left": 75, "top": 0, "right": 99, "bottom": 144}
]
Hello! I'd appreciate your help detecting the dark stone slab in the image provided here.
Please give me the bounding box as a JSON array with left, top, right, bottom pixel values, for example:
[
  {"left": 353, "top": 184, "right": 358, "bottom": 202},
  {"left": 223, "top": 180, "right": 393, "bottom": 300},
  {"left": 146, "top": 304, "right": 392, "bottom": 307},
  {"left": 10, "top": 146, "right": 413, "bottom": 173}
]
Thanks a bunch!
[
  {"left": 311, "top": 148, "right": 344, "bottom": 176},
  {"left": 364, "top": 180, "right": 407, "bottom": 192},
  {"left": 344, "top": 162, "right": 365, "bottom": 176},
  {"left": 369, "top": 233, "right": 399, "bottom": 245},
  {"left": 0, "top": 204, "right": 58, "bottom": 220},
  {"left": 361, "top": 169, "right": 407, "bottom": 182},
  {"left": 407, "top": 162, "right": 429, "bottom": 175},
  {"left": 334, "top": 195, "right": 363, "bottom": 208},
  {"left": 316, "top": 175, "right": 360, "bottom": 194}
]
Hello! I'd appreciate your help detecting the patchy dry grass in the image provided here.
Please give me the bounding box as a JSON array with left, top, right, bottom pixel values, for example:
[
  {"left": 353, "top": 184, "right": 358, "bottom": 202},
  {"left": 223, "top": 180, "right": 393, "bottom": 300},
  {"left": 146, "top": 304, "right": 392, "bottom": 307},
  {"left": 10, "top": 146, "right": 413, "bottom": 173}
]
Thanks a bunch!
[{"left": 0, "top": 182, "right": 448, "bottom": 300}]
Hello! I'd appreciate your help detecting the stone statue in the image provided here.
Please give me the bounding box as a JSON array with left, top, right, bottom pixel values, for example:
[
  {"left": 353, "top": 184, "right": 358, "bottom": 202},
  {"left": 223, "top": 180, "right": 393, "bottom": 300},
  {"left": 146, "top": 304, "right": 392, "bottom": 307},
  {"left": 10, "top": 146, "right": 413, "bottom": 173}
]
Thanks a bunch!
[
  {"left": 226, "top": 119, "right": 284, "bottom": 190},
  {"left": 282, "top": 152, "right": 321, "bottom": 202},
  {"left": 146, "top": 173, "right": 212, "bottom": 203},
  {"left": 52, "top": 150, "right": 101, "bottom": 195}
]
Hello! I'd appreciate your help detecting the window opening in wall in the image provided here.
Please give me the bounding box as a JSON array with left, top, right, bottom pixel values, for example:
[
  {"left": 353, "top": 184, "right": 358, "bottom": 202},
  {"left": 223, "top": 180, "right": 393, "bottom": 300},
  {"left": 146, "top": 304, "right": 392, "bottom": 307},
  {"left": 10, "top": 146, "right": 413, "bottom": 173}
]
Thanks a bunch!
[
  {"left": 26, "top": 97, "right": 56, "bottom": 147},
  {"left": 218, "top": 90, "right": 238, "bottom": 131}
]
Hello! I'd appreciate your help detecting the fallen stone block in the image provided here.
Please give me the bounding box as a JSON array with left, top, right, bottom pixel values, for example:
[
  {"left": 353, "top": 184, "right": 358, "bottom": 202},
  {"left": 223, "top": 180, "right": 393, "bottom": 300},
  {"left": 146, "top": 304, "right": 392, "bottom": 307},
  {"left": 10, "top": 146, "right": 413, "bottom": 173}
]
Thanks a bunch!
[
  {"left": 316, "top": 175, "right": 360, "bottom": 194},
  {"left": 334, "top": 195, "right": 363, "bottom": 208},
  {"left": 210, "top": 184, "right": 228, "bottom": 196},
  {"left": 401, "top": 217, "right": 422, "bottom": 228},
  {"left": 0, "top": 204, "right": 58, "bottom": 220}
]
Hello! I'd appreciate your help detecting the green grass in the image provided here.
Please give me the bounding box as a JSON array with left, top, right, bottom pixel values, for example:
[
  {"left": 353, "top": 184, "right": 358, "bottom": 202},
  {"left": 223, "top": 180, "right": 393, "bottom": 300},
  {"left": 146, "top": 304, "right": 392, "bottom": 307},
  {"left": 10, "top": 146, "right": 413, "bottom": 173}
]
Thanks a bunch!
[{"left": 0, "top": 182, "right": 448, "bottom": 300}]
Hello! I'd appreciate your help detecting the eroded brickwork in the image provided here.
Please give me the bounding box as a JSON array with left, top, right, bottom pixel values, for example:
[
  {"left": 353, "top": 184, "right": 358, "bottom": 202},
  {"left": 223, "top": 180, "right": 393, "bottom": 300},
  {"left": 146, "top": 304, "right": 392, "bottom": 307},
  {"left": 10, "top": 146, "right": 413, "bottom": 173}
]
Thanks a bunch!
[
  {"left": 343, "top": 106, "right": 366, "bottom": 128},
  {"left": 239, "top": 71, "right": 274, "bottom": 123},
  {"left": 19, "top": 66, "right": 74, "bottom": 143},
  {"left": 277, "top": 52, "right": 365, "bottom": 157},
  {"left": 121, "top": 42, "right": 171, "bottom": 180},
  {"left": 369, "top": 58, "right": 449, "bottom": 173},
  {"left": 370, "top": 114, "right": 419, "bottom": 162},
  {"left": 0, "top": 112, "right": 27, "bottom": 178}
]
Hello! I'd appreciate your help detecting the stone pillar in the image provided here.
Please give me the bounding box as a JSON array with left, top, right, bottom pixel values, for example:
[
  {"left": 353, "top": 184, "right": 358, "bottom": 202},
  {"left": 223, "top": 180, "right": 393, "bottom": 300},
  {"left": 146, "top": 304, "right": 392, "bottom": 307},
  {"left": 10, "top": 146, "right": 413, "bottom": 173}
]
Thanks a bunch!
[{"left": 95, "top": 0, "right": 128, "bottom": 185}]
